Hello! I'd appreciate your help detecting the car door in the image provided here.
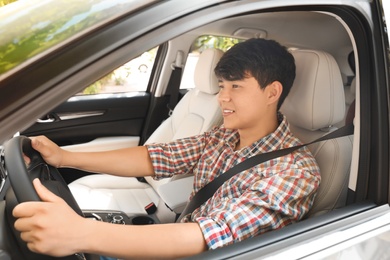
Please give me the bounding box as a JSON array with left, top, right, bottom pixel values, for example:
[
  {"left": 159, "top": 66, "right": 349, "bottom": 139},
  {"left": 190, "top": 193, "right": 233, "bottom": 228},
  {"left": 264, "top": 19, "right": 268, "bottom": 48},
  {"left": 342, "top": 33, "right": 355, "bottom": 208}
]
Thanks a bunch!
[
  {"left": 21, "top": 47, "right": 159, "bottom": 147},
  {"left": 20, "top": 46, "right": 171, "bottom": 183}
]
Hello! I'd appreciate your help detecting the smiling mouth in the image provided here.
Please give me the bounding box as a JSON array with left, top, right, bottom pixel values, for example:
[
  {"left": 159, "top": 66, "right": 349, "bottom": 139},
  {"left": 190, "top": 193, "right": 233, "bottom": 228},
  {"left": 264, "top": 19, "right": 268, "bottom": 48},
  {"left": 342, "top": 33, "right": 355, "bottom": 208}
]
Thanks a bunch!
[{"left": 222, "top": 109, "right": 235, "bottom": 116}]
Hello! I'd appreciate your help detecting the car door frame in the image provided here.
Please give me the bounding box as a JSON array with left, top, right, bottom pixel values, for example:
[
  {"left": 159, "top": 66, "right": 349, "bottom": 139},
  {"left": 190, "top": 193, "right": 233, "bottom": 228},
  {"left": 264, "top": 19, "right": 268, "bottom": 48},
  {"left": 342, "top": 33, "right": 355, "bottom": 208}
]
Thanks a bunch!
[{"left": 1, "top": 0, "right": 390, "bottom": 259}]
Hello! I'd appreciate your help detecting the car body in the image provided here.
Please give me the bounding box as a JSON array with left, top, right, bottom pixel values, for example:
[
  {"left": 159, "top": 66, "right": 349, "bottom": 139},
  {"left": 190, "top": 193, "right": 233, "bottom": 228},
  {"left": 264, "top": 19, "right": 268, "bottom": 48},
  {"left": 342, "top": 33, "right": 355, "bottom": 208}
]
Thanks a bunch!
[{"left": 1, "top": 0, "right": 390, "bottom": 259}]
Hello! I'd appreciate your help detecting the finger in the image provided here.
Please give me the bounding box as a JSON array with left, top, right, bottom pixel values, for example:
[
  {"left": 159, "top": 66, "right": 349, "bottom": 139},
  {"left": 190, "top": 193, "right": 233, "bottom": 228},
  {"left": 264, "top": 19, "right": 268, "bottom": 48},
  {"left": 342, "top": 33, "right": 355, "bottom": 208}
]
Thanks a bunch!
[
  {"left": 30, "top": 136, "right": 44, "bottom": 152},
  {"left": 30, "top": 136, "right": 53, "bottom": 155},
  {"left": 26, "top": 241, "right": 39, "bottom": 254},
  {"left": 20, "top": 232, "right": 42, "bottom": 254},
  {"left": 33, "top": 178, "right": 62, "bottom": 203},
  {"left": 13, "top": 199, "right": 42, "bottom": 218},
  {"left": 13, "top": 179, "right": 63, "bottom": 218},
  {"left": 20, "top": 230, "right": 32, "bottom": 242},
  {"left": 14, "top": 216, "right": 36, "bottom": 233},
  {"left": 23, "top": 154, "right": 31, "bottom": 165}
]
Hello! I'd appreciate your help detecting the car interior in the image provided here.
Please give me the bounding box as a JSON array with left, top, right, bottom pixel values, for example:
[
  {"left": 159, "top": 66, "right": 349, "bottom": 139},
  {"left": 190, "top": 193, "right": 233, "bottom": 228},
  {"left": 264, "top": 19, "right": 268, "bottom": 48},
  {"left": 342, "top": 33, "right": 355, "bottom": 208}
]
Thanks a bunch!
[
  {"left": 44, "top": 10, "right": 358, "bottom": 224},
  {"left": 3, "top": 1, "right": 388, "bottom": 259},
  {"left": 64, "top": 45, "right": 354, "bottom": 225}
]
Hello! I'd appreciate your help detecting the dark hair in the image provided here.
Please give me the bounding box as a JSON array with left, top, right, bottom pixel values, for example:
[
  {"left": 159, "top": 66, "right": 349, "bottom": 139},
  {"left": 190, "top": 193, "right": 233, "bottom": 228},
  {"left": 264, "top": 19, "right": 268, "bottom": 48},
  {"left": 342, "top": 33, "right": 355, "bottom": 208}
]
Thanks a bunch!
[{"left": 214, "top": 38, "right": 296, "bottom": 110}]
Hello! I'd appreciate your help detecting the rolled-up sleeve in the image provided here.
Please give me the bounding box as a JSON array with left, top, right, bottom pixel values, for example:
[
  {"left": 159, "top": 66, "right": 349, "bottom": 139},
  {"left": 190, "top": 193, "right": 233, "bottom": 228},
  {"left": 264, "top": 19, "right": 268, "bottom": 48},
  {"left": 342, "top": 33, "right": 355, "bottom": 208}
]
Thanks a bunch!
[{"left": 146, "top": 134, "right": 208, "bottom": 179}]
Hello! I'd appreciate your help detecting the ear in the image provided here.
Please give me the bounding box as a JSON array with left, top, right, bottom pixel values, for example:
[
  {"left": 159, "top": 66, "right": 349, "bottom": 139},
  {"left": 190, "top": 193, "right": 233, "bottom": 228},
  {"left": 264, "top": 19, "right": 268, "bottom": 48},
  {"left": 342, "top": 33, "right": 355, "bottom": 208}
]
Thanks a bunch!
[{"left": 266, "top": 81, "right": 283, "bottom": 105}]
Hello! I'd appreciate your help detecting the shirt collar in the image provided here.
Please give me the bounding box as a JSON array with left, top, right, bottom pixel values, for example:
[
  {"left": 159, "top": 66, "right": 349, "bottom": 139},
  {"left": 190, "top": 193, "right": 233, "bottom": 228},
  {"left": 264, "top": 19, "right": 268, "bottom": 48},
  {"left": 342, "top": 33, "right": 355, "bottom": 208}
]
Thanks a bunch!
[{"left": 222, "top": 112, "right": 292, "bottom": 156}]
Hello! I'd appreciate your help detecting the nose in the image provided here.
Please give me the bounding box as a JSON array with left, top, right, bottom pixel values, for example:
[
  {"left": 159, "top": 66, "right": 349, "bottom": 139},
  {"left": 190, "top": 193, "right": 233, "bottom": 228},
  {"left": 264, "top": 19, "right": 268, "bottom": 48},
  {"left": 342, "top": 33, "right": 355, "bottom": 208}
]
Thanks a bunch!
[{"left": 218, "top": 88, "right": 231, "bottom": 102}]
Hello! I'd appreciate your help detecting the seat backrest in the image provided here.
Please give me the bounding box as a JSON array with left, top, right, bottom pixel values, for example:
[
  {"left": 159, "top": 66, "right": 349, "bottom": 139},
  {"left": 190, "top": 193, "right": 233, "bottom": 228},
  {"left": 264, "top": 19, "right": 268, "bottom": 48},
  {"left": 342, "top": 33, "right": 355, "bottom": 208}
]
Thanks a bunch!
[
  {"left": 145, "top": 48, "right": 224, "bottom": 190},
  {"left": 281, "top": 49, "right": 353, "bottom": 217}
]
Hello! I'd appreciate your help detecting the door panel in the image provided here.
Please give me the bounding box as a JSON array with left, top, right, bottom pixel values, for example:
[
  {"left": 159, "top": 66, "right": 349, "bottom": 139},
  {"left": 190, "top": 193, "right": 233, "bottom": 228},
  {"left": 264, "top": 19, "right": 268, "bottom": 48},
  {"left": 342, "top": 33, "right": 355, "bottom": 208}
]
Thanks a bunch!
[
  {"left": 21, "top": 92, "right": 151, "bottom": 184},
  {"left": 21, "top": 92, "right": 150, "bottom": 147}
]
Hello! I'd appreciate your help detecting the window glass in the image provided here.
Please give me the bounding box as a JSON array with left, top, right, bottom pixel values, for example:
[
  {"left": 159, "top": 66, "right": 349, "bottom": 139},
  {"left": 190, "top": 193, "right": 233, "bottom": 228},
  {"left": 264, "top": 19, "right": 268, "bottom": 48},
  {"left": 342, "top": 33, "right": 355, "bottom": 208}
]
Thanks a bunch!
[
  {"left": 190, "top": 35, "right": 243, "bottom": 53},
  {"left": 79, "top": 46, "right": 158, "bottom": 95},
  {"left": 1, "top": 0, "right": 18, "bottom": 7},
  {"left": 0, "top": 0, "right": 156, "bottom": 75},
  {"left": 180, "top": 35, "right": 243, "bottom": 90}
]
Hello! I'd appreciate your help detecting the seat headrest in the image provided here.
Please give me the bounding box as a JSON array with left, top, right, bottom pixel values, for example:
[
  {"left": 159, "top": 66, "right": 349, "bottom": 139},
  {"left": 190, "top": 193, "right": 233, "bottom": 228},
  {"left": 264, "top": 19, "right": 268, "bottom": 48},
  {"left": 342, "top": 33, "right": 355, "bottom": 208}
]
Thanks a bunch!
[
  {"left": 194, "top": 48, "right": 224, "bottom": 95},
  {"left": 281, "top": 49, "right": 345, "bottom": 131}
]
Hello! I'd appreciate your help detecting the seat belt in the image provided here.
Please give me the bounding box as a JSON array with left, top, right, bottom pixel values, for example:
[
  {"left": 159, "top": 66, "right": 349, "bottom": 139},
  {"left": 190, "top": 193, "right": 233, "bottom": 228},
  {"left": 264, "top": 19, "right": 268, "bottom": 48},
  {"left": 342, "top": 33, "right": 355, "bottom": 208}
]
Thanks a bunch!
[
  {"left": 136, "top": 52, "right": 184, "bottom": 183},
  {"left": 177, "top": 123, "right": 354, "bottom": 222},
  {"left": 166, "top": 51, "right": 184, "bottom": 116}
]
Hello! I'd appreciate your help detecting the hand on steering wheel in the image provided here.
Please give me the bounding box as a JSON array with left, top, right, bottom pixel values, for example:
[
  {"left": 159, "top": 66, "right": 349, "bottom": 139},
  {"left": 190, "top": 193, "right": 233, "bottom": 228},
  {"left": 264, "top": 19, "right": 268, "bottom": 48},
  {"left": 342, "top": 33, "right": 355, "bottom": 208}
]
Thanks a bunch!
[{"left": 4, "top": 136, "right": 84, "bottom": 260}]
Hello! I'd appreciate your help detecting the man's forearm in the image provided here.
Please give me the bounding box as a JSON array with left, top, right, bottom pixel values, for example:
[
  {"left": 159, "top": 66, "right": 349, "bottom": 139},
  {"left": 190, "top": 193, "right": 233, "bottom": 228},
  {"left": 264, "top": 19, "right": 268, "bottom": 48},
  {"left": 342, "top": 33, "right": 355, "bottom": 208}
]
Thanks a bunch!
[
  {"left": 81, "top": 221, "right": 207, "bottom": 259},
  {"left": 61, "top": 146, "right": 155, "bottom": 177}
]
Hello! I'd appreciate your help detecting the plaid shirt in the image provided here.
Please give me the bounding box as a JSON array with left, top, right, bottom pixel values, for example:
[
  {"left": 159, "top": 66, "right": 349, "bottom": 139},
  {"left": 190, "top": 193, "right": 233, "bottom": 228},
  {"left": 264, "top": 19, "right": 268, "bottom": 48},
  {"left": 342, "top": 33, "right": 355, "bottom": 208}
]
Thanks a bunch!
[{"left": 146, "top": 114, "right": 320, "bottom": 250}]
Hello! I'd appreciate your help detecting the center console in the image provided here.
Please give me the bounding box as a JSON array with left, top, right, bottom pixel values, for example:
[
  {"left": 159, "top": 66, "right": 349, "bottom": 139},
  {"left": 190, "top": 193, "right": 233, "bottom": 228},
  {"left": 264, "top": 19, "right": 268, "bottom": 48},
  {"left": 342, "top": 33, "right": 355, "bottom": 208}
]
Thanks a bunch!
[{"left": 83, "top": 210, "right": 157, "bottom": 225}]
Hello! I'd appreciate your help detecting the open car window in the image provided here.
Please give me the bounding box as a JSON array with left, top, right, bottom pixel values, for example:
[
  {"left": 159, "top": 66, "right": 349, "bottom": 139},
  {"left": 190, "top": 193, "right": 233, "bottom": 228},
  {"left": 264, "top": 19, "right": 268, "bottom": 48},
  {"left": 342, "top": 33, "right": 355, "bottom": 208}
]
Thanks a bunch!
[{"left": 78, "top": 47, "right": 158, "bottom": 95}]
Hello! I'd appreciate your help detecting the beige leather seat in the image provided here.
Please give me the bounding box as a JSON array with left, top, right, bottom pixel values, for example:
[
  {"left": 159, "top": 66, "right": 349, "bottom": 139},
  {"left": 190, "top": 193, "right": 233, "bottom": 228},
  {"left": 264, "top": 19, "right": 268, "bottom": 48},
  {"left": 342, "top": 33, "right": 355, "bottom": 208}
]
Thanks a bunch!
[
  {"left": 68, "top": 48, "right": 224, "bottom": 217},
  {"left": 281, "top": 49, "right": 353, "bottom": 217}
]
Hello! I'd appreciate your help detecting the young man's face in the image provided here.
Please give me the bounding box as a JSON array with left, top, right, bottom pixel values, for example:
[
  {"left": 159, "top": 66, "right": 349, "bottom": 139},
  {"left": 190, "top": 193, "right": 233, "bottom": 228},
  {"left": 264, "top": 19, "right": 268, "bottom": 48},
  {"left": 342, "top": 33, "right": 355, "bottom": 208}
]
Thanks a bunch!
[{"left": 217, "top": 76, "right": 274, "bottom": 131}]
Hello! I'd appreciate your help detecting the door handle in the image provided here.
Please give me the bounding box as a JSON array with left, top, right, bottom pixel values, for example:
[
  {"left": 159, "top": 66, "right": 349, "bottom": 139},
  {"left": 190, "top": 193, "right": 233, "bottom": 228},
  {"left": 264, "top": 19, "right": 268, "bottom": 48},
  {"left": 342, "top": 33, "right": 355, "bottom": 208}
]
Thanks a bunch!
[
  {"left": 36, "top": 114, "right": 57, "bottom": 123},
  {"left": 36, "top": 111, "right": 104, "bottom": 123},
  {"left": 57, "top": 111, "right": 105, "bottom": 120},
  {"left": 36, "top": 118, "right": 56, "bottom": 123}
]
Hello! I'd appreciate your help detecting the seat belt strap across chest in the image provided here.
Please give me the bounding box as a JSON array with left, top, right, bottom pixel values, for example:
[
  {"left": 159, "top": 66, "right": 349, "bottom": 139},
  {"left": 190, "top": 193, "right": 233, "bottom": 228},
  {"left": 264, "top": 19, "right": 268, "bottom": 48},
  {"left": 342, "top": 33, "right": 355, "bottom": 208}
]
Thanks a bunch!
[{"left": 177, "top": 123, "right": 354, "bottom": 222}]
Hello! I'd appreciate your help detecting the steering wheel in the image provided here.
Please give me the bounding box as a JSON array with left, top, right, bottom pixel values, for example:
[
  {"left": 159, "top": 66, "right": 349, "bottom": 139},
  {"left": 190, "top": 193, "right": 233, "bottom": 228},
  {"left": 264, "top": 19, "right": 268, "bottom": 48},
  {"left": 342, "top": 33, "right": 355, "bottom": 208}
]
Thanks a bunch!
[{"left": 4, "top": 136, "right": 84, "bottom": 260}]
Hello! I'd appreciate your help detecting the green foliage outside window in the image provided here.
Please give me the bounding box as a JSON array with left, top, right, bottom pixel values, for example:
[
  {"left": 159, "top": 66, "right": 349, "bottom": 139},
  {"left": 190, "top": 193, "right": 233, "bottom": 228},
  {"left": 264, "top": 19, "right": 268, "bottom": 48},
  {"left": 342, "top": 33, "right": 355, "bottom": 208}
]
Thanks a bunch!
[
  {"left": 0, "top": 0, "right": 137, "bottom": 75},
  {"left": 191, "top": 35, "right": 244, "bottom": 53},
  {"left": 0, "top": 0, "right": 17, "bottom": 7}
]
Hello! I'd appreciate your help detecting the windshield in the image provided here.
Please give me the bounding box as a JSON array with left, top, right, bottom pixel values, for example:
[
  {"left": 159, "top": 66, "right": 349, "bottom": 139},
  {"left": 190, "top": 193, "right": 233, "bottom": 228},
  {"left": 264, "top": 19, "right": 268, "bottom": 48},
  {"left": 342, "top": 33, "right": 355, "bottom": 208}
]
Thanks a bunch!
[{"left": 0, "top": 0, "right": 155, "bottom": 76}]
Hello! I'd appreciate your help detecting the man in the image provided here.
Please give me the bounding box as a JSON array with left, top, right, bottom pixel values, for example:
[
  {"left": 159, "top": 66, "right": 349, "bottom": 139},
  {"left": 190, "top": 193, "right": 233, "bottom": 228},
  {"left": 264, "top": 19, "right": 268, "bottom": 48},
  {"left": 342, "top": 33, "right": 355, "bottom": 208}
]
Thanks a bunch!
[{"left": 13, "top": 38, "right": 320, "bottom": 259}]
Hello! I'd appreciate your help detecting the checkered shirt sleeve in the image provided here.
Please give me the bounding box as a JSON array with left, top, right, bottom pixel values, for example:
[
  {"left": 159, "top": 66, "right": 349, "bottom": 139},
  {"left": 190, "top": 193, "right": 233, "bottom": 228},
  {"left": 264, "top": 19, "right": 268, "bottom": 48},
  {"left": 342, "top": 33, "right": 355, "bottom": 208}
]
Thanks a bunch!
[{"left": 146, "top": 132, "right": 211, "bottom": 179}]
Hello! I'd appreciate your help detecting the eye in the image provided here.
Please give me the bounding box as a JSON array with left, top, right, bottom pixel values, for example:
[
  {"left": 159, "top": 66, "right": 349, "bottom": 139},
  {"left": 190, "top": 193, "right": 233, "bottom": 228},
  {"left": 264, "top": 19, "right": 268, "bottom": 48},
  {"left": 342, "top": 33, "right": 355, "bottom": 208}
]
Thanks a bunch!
[{"left": 232, "top": 84, "right": 240, "bottom": 89}]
